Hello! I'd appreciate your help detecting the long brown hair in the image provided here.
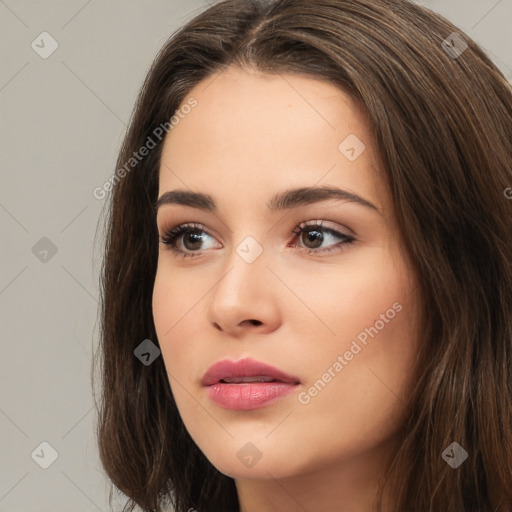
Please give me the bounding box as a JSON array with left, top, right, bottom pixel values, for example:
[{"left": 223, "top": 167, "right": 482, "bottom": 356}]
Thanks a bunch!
[{"left": 93, "top": 0, "right": 512, "bottom": 510}]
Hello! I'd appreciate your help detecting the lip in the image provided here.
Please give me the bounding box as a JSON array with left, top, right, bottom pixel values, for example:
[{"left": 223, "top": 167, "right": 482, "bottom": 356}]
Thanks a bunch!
[
  {"left": 201, "top": 357, "right": 301, "bottom": 410},
  {"left": 201, "top": 357, "right": 301, "bottom": 386}
]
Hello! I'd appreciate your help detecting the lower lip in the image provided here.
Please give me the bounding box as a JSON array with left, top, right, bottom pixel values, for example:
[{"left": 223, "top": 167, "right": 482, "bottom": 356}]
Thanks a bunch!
[{"left": 205, "top": 382, "right": 300, "bottom": 410}]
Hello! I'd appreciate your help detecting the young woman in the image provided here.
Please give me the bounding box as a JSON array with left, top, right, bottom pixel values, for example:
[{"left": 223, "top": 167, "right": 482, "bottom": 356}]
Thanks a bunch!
[{"left": 94, "top": 0, "right": 512, "bottom": 510}]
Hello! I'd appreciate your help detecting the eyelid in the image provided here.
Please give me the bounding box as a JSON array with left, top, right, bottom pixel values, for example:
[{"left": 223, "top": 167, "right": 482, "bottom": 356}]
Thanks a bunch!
[{"left": 291, "top": 219, "right": 355, "bottom": 238}]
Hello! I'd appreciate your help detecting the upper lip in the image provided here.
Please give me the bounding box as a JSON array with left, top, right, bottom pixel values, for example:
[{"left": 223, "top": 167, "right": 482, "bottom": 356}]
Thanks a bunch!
[{"left": 201, "top": 357, "right": 301, "bottom": 386}]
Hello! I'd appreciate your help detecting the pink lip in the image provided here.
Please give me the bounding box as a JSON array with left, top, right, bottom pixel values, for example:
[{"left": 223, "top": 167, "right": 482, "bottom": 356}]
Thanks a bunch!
[
  {"left": 201, "top": 357, "right": 301, "bottom": 410},
  {"left": 201, "top": 357, "right": 300, "bottom": 386}
]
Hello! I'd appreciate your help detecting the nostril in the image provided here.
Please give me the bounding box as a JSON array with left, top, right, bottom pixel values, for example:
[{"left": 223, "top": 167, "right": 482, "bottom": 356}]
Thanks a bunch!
[{"left": 249, "top": 319, "right": 262, "bottom": 326}]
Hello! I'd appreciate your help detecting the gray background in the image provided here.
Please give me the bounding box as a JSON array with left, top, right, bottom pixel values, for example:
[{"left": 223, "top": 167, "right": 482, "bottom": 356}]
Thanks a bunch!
[{"left": 1, "top": 1, "right": 511, "bottom": 511}]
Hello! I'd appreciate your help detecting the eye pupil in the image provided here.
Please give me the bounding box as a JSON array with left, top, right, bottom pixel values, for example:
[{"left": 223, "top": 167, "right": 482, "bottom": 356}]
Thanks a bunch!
[
  {"left": 183, "top": 231, "right": 204, "bottom": 250},
  {"left": 303, "top": 228, "right": 323, "bottom": 249}
]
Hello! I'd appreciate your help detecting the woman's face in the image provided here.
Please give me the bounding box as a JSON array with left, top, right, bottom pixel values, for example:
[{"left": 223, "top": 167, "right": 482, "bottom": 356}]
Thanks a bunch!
[{"left": 153, "top": 66, "right": 421, "bottom": 485}]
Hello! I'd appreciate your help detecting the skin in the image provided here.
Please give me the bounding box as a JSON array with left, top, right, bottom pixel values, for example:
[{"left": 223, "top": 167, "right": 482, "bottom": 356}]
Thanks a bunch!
[{"left": 152, "top": 65, "right": 422, "bottom": 512}]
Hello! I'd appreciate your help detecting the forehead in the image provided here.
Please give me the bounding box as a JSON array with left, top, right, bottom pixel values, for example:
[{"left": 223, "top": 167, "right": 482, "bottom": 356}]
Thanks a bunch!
[{"left": 158, "top": 66, "right": 388, "bottom": 216}]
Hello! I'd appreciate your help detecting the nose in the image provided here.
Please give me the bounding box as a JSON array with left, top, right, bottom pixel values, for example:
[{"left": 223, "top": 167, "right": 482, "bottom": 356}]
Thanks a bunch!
[{"left": 206, "top": 249, "right": 281, "bottom": 337}]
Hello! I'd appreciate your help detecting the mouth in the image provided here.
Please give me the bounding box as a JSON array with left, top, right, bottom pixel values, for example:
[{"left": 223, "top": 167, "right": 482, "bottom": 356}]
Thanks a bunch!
[
  {"left": 201, "top": 357, "right": 301, "bottom": 410},
  {"left": 220, "top": 376, "right": 287, "bottom": 383},
  {"left": 201, "top": 357, "right": 300, "bottom": 386}
]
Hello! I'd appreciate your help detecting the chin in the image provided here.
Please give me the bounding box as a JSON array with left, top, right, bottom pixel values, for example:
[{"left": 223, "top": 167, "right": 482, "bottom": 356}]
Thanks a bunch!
[{"left": 198, "top": 438, "right": 313, "bottom": 481}]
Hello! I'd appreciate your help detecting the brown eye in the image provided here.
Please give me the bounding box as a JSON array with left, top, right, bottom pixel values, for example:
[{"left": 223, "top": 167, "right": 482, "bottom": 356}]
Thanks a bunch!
[
  {"left": 160, "top": 223, "right": 217, "bottom": 259},
  {"left": 291, "top": 221, "right": 356, "bottom": 255},
  {"left": 181, "top": 230, "right": 206, "bottom": 251},
  {"left": 159, "top": 220, "right": 357, "bottom": 259},
  {"left": 299, "top": 227, "right": 325, "bottom": 249}
]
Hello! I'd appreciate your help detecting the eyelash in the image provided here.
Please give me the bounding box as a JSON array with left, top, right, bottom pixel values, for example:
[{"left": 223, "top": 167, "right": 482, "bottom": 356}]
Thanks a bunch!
[{"left": 159, "top": 221, "right": 356, "bottom": 260}]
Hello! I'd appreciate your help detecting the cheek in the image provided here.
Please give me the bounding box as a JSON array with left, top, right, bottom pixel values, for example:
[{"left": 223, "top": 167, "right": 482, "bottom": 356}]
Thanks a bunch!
[
  {"left": 327, "top": 245, "right": 419, "bottom": 378},
  {"left": 280, "top": 245, "right": 412, "bottom": 345},
  {"left": 152, "top": 271, "right": 215, "bottom": 443},
  {"left": 152, "top": 269, "right": 173, "bottom": 345},
  {"left": 293, "top": 246, "right": 419, "bottom": 407},
  {"left": 152, "top": 266, "right": 200, "bottom": 374},
  {"left": 152, "top": 286, "right": 203, "bottom": 439},
  {"left": 152, "top": 261, "right": 200, "bottom": 333}
]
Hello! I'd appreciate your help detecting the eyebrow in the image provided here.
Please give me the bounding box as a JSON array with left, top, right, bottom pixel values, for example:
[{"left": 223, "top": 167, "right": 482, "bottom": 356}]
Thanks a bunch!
[{"left": 154, "top": 186, "right": 382, "bottom": 216}]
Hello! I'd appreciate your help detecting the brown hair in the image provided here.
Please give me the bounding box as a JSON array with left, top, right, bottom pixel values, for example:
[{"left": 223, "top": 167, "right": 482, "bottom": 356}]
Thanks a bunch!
[{"left": 94, "top": 0, "right": 512, "bottom": 510}]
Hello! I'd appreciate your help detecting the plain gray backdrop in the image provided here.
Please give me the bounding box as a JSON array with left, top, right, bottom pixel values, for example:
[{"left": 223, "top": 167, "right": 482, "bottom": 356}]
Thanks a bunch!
[{"left": 1, "top": 1, "right": 511, "bottom": 511}]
